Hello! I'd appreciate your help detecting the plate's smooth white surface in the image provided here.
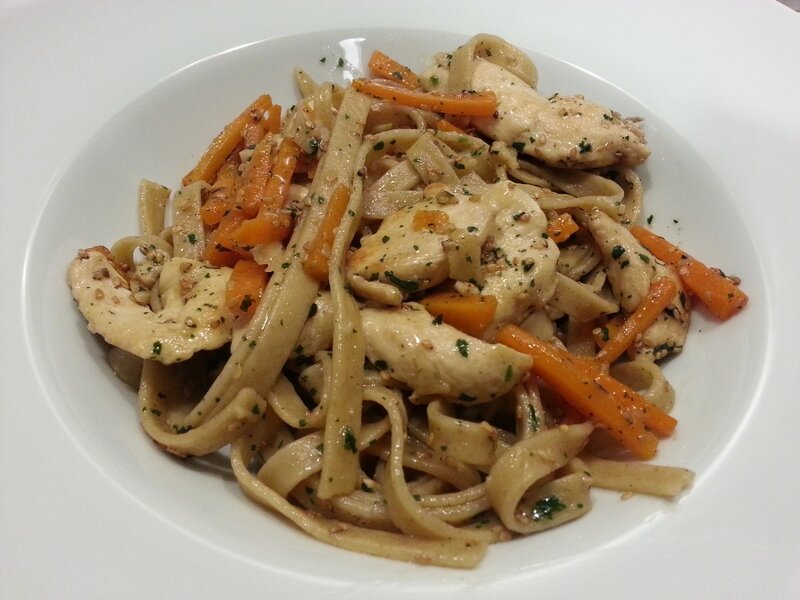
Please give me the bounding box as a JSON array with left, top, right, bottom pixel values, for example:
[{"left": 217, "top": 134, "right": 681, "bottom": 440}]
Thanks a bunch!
[{"left": 3, "top": 2, "right": 799, "bottom": 598}]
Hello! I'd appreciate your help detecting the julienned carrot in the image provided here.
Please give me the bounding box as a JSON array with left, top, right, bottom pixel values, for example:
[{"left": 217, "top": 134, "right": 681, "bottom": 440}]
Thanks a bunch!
[
  {"left": 368, "top": 50, "right": 422, "bottom": 90},
  {"left": 236, "top": 134, "right": 274, "bottom": 218},
  {"left": 203, "top": 210, "right": 248, "bottom": 267},
  {"left": 183, "top": 94, "right": 272, "bottom": 186},
  {"left": 592, "top": 314, "right": 623, "bottom": 350},
  {"left": 435, "top": 118, "right": 466, "bottom": 134},
  {"left": 242, "top": 121, "right": 266, "bottom": 148},
  {"left": 231, "top": 138, "right": 301, "bottom": 247},
  {"left": 505, "top": 326, "right": 677, "bottom": 438},
  {"left": 225, "top": 259, "right": 267, "bottom": 318},
  {"left": 412, "top": 209, "right": 451, "bottom": 234},
  {"left": 420, "top": 293, "right": 498, "bottom": 338},
  {"left": 230, "top": 212, "right": 292, "bottom": 247},
  {"left": 303, "top": 184, "right": 351, "bottom": 282},
  {"left": 546, "top": 212, "right": 580, "bottom": 243},
  {"left": 264, "top": 104, "right": 282, "bottom": 134},
  {"left": 496, "top": 325, "right": 661, "bottom": 459},
  {"left": 200, "top": 159, "right": 239, "bottom": 227},
  {"left": 352, "top": 78, "right": 497, "bottom": 117},
  {"left": 588, "top": 366, "right": 677, "bottom": 437},
  {"left": 262, "top": 138, "right": 301, "bottom": 209},
  {"left": 630, "top": 225, "right": 748, "bottom": 320},
  {"left": 596, "top": 276, "right": 678, "bottom": 365}
]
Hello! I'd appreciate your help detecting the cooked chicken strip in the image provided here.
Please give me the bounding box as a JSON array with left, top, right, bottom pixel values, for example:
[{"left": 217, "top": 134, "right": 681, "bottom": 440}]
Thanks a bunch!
[
  {"left": 348, "top": 181, "right": 559, "bottom": 337},
  {"left": 67, "top": 246, "right": 233, "bottom": 364},
  {"left": 582, "top": 209, "right": 689, "bottom": 359},
  {"left": 361, "top": 303, "right": 532, "bottom": 403},
  {"left": 425, "top": 57, "right": 649, "bottom": 169},
  {"left": 347, "top": 185, "right": 492, "bottom": 304}
]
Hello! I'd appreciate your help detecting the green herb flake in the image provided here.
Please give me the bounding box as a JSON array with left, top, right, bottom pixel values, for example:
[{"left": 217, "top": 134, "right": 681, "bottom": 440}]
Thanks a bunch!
[
  {"left": 578, "top": 139, "right": 592, "bottom": 154},
  {"left": 511, "top": 141, "right": 526, "bottom": 152},
  {"left": 336, "top": 57, "right": 344, "bottom": 68},
  {"left": 187, "top": 233, "right": 197, "bottom": 245},
  {"left": 343, "top": 426, "right": 358, "bottom": 453},
  {"left": 373, "top": 140, "right": 385, "bottom": 151},
  {"left": 384, "top": 270, "right": 419, "bottom": 292},
  {"left": 611, "top": 245, "right": 626, "bottom": 260},
  {"left": 151, "top": 341, "right": 162, "bottom": 356},
  {"left": 526, "top": 403, "right": 540, "bottom": 432},
  {"left": 531, "top": 495, "right": 566, "bottom": 521},
  {"left": 456, "top": 338, "right": 469, "bottom": 357},
  {"left": 504, "top": 364, "right": 513, "bottom": 382},
  {"left": 240, "top": 295, "right": 254, "bottom": 312},
  {"left": 250, "top": 404, "right": 260, "bottom": 415}
]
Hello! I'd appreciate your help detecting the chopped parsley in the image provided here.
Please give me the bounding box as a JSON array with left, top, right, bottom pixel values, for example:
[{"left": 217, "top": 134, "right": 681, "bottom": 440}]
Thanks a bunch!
[
  {"left": 456, "top": 338, "right": 469, "bottom": 357},
  {"left": 240, "top": 295, "right": 254, "bottom": 312},
  {"left": 384, "top": 271, "right": 419, "bottom": 292},
  {"left": 531, "top": 495, "right": 566, "bottom": 521},
  {"left": 343, "top": 426, "right": 358, "bottom": 453}
]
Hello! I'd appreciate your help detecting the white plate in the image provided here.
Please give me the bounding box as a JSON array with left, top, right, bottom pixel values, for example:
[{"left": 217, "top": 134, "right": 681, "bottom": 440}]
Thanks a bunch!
[{"left": 3, "top": 3, "right": 800, "bottom": 598}]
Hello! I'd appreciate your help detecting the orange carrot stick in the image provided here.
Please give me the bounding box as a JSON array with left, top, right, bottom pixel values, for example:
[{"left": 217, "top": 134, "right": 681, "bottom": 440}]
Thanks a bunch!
[
  {"left": 200, "top": 159, "right": 239, "bottom": 227},
  {"left": 367, "top": 50, "right": 422, "bottom": 90},
  {"left": 352, "top": 78, "right": 497, "bottom": 117},
  {"left": 203, "top": 210, "right": 248, "bottom": 267},
  {"left": 420, "top": 293, "right": 498, "bottom": 338},
  {"left": 303, "top": 184, "right": 351, "bottom": 282},
  {"left": 592, "top": 314, "right": 623, "bottom": 350},
  {"left": 236, "top": 134, "right": 274, "bottom": 218},
  {"left": 183, "top": 94, "right": 272, "bottom": 186},
  {"left": 546, "top": 212, "right": 580, "bottom": 243},
  {"left": 262, "top": 138, "right": 301, "bottom": 210},
  {"left": 596, "top": 276, "right": 678, "bottom": 365},
  {"left": 630, "top": 225, "right": 748, "bottom": 320},
  {"left": 435, "top": 118, "right": 466, "bottom": 134},
  {"left": 242, "top": 121, "right": 266, "bottom": 148},
  {"left": 588, "top": 366, "right": 677, "bottom": 437},
  {"left": 264, "top": 104, "right": 282, "bottom": 134},
  {"left": 496, "top": 325, "right": 660, "bottom": 459},
  {"left": 231, "top": 138, "right": 301, "bottom": 247},
  {"left": 225, "top": 259, "right": 267, "bottom": 318},
  {"left": 412, "top": 209, "right": 451, "bottom": 234}
]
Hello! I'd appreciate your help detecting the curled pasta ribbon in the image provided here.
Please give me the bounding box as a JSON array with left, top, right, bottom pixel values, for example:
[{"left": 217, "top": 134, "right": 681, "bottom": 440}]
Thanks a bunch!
[
  {"left": 448, "top": 33, "right": 538, "bottom": 94},
  {"left": 230, "top": 432, "right": 487, "bottom": 568},
  {"left": 487, "top": 422, "right": 593, "bottom": 534},
  {"left": 138, "top": 359, "right": 268, "bottom": 457},
  {"left": 370, "top": 388, "right": 494, "bottom": 545}
]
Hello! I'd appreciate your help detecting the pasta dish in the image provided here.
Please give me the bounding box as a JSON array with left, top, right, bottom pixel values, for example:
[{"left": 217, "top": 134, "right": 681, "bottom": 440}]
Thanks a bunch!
[{"left": 67, "top": 34, "right": 747, "bottom": 568}]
